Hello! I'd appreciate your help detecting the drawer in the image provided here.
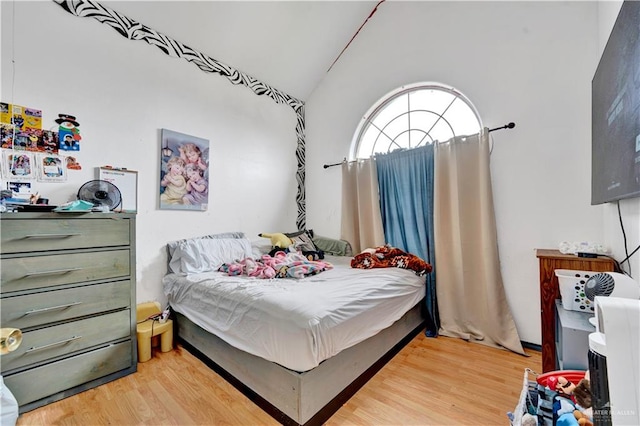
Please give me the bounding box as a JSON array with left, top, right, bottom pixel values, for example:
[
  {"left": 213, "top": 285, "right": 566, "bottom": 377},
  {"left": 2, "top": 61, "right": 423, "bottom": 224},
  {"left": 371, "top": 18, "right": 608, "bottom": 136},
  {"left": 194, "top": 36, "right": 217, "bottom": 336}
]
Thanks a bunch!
[
  {"left": 1, "top": 280, "right": 131, "bottom": 329},
  {"left": 0, "top": 217, "right": 130, "bottom": 254},
  {"left": 1, "top": 310, "right": 131, "bottom": 373},
  {"left": 3, "top": 340, "right": 132, "bottom": 406},
  {"left": 1, "top": 249, "right": 130, "bottom": 293}
]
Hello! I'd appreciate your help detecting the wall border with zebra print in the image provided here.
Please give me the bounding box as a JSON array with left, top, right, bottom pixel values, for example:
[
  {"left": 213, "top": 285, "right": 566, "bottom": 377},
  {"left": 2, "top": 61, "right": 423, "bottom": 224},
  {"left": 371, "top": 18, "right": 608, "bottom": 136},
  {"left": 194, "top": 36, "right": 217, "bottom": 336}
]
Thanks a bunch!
[{"left": 53, "top": 0, "right": 307, "bottom": 230}]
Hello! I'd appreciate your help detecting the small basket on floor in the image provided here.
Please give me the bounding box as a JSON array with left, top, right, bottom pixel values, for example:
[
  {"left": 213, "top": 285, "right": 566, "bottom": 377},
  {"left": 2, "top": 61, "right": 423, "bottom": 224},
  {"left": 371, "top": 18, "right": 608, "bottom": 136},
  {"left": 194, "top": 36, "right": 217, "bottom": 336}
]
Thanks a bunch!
[
  {"left": 509, "top": 368, "right": 539, "bottom": 426},
  {"left": 510, "top": 369, "right": 588, "bottom": 426}
]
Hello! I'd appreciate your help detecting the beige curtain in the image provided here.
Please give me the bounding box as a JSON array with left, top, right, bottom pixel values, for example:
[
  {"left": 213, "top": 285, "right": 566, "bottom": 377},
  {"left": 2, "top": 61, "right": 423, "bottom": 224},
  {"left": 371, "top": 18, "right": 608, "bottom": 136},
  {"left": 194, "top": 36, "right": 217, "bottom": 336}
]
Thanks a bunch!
[
  {"left": 434, "top": 129, "right": 525, "bottom": 355},
  {"left": 341, "top": 159, "right": 385, "bottom": 253}
]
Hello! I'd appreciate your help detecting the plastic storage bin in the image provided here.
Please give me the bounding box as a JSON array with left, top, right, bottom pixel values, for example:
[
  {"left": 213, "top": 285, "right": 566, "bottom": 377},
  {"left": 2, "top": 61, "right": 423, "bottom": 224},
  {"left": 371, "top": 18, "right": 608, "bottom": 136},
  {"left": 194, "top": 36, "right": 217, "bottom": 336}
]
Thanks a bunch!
[{"left": 554, "top": 269, "right": 598, "bottom": 312}]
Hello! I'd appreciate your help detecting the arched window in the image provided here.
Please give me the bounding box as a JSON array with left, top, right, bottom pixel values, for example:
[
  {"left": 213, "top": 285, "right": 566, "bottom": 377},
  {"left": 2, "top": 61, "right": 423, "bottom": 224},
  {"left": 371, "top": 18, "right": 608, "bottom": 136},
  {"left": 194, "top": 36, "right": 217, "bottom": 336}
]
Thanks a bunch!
[{"left": 351, "top": 82, "right": 482, "bottom": 159}]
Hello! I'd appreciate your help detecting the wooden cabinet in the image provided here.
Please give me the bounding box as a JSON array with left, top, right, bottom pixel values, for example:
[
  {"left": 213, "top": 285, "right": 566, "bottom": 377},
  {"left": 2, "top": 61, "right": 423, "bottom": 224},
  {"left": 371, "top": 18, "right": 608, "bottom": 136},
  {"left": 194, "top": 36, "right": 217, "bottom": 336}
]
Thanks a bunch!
[
  {"left": 0, "top": 212, "right": 137, "bottom": 413},
  {"left": 535, "top": 249, "right": 614, "bottom": 373}
]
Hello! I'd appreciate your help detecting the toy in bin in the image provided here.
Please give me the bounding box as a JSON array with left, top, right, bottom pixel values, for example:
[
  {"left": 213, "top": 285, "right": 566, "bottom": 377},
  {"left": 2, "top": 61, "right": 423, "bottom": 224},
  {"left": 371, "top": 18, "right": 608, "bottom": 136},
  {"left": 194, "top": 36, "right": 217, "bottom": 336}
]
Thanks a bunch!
[{"left": 537, "top": 370, "right": 593, "bottom": 426}]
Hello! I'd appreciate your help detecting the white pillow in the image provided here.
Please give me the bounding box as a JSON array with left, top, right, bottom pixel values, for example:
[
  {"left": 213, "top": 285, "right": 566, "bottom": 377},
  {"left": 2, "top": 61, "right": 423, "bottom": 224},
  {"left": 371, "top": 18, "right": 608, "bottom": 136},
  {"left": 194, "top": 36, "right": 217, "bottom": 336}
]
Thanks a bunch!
[
  {"left": 167, "top": 232, "right": 245, "bottom": 273},
  {"left": 178, "top": 238, "right": 253, "bottom": 274}
]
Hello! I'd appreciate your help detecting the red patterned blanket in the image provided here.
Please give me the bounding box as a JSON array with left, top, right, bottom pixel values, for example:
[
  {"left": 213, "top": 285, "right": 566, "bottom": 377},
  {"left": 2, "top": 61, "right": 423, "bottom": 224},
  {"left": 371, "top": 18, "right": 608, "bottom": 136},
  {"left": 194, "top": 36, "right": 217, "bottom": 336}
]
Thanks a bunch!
[{"left": 350, "top": 245, "right": 432, "bottom": 276}]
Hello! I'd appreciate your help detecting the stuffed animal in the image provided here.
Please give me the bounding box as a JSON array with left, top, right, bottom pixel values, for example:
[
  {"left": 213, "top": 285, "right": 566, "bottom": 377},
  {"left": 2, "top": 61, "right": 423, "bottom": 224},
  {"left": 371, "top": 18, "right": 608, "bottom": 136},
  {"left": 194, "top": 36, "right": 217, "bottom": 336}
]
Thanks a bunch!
[
  {"left": 573, "top": 378, "right": 592, "bottom": 409},
  {"left": 556, "top": 376, "right": 577, "bottom": 397},
  {"left": 259, "top": 232, "right": 293, "bottom": 249},
  {"left": 574, "top": 410, "right": 593, "bottom": 426}
]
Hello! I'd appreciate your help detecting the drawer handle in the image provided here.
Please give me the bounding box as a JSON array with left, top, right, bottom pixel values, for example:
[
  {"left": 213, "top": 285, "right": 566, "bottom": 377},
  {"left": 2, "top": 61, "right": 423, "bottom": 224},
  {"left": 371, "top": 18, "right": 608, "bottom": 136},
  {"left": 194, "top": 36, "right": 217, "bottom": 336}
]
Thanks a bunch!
[
  {"left": 23, "top": 267, "right": 83, "bottom": 277},
  {"left": 24, "top": 302, "right": 82, "bottom": 315},
  {"left": 22, "top": 233, "right": 82, "bottom": 239},
  {"left": 24, "top": 335, "right": 82, "bottom": 353}
]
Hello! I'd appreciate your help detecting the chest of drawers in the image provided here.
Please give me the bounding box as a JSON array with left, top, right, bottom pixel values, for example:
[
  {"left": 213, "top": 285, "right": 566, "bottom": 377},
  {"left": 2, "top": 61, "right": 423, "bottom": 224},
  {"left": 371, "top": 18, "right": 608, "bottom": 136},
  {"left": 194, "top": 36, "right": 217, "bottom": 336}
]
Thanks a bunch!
[{"left": 0, "top": 212, "right": 137, "bottom": 413}]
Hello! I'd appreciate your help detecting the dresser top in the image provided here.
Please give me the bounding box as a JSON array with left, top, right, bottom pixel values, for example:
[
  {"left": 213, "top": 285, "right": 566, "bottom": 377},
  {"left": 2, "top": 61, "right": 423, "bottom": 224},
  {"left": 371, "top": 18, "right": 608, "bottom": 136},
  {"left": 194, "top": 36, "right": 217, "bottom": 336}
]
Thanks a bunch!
[{"left": 1, "top": 212, "right": 136, "bottom": 220}]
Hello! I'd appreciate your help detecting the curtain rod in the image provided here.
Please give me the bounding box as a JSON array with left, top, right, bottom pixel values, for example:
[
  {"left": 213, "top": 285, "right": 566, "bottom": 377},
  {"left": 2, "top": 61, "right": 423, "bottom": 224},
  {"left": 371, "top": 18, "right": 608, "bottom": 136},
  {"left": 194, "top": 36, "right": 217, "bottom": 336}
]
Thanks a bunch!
[{"left": 323, "top": 122, "right": 516, "bottom": 169}]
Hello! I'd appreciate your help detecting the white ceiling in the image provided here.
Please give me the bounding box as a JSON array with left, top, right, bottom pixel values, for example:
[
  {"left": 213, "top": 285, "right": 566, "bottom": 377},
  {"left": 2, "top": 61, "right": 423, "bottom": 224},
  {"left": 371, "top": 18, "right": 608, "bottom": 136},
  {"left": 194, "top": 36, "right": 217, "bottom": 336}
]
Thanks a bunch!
[{"left": 104, "top": 1, "right": 378, "bottom": 101}]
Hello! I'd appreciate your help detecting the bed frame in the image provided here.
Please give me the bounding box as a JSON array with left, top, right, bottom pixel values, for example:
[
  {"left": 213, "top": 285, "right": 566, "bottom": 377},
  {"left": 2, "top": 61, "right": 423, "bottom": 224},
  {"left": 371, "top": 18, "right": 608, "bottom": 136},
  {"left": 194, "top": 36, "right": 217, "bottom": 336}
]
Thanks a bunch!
[{"left": 175, "top": 301, "right": 425, "bottom": 426}]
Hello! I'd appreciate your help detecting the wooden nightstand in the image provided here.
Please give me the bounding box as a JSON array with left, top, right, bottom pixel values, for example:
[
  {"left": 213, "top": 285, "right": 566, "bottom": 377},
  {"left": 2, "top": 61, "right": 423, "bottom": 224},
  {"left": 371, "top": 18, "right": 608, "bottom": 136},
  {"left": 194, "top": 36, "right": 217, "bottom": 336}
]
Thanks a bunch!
[{"left": 535, "top": 249, "right": 614, "bottom": 373}]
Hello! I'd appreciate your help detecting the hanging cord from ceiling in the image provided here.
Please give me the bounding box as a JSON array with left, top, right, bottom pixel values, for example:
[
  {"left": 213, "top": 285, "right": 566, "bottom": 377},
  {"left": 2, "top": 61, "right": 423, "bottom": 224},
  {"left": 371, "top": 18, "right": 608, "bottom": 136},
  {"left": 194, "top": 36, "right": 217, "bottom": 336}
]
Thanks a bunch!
[
  {"left": 327, "top": 0, "right": 386, "bottom": 74},
  {"left": 323, "top": 122, "right": 515, "bottom": 169},
  {"left": 9, "top": 1, "right": 18, "bottom": 146}
]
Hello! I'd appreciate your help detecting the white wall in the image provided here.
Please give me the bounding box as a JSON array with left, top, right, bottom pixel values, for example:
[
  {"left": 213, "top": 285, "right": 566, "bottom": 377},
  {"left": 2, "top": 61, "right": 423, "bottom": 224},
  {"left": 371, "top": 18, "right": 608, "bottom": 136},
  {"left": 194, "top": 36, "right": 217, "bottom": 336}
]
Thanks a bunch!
[
  {"left": 0, "top": 2, "right": 299, "bottom": 305},
  {"left": 597, "top": 1, "right": 640, "bottom": 282},
  {"left": 305, "top": 1, "right": 603, "bottom": 345}
]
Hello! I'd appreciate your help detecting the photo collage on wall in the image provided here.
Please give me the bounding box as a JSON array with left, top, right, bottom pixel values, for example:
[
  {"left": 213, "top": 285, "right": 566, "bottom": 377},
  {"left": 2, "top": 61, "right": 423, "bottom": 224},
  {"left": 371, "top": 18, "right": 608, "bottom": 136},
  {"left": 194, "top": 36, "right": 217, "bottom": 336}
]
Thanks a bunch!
[
  {"left": 0, "top": 103, "right": 84, "bottom": 190},
  {"left": 159, "top": 128, "right": 209, "bottom": 211}
]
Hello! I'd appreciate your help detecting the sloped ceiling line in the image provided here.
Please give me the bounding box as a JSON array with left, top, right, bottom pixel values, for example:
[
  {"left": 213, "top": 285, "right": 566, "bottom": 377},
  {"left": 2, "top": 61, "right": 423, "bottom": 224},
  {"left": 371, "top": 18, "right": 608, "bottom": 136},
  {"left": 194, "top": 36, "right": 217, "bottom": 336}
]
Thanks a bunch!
[{"left": 53, "top": 0, "right": 307, "bottom": 230}]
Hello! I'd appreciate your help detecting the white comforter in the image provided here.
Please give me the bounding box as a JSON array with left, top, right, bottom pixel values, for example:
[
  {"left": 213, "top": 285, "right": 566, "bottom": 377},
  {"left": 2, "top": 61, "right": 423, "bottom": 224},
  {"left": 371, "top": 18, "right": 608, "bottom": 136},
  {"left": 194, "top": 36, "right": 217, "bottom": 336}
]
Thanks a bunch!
[{"left": 163, "top": 255, "right": 425, "bottom": 372}]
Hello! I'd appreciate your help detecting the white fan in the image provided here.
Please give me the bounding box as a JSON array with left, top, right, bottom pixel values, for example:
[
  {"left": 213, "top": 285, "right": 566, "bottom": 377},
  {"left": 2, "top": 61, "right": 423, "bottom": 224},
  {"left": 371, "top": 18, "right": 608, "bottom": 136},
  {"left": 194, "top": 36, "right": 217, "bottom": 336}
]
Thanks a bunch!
[
  {"left": 77, "top": 180, "right": 122, "bottom": 211},
  {"left": 584, "top": 272, "right": 640, "bottom": 325}
]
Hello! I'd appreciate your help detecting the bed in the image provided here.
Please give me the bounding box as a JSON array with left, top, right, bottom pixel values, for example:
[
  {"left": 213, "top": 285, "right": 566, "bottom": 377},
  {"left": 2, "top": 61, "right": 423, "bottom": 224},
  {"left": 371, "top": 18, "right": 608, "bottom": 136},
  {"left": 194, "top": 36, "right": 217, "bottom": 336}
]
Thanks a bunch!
[{"left": 163, "top": 233, "right": 428, "bottom": 425}]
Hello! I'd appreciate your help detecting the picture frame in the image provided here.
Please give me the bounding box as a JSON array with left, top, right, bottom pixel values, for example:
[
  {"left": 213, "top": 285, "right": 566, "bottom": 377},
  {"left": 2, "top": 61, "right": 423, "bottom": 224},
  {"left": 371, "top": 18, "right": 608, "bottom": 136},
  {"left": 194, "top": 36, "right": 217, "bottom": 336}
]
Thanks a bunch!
[
  {"left": 98, "top": 167, "right": 138, "bottom": 212},
  {"left": 36, "top": 153, "right": 66, "bottom": 182},
  {"left": 159, "top": 129, "right": 209, "bottom": 211},
  {"left": 2, "top": 151, "right": 35, "bottom": 180}
]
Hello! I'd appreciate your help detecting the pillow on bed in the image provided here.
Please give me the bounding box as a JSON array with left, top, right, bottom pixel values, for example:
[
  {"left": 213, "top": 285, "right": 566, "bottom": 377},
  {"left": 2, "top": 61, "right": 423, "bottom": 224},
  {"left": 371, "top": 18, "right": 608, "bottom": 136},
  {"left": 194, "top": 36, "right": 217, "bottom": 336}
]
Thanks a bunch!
[
  {"left": 167, "top": 231, "right": 246, "bottom": 273},
  {"left": 178, "top": 237, "right": 253, "bottom": 274},
  {"left": 312, "top": 234, "right": 353, "bottom": 257},
  {"left": 250, "top": 239, "right": 273, "bottom": 258},
  {"left": 285, "top": 230, "right": 318, "bottom": 253}
]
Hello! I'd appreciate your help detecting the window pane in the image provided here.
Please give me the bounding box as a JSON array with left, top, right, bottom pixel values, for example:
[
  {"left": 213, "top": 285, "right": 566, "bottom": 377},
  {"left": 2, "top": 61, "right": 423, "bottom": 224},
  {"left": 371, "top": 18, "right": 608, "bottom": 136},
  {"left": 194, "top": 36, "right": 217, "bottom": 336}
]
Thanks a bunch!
[
  {"left": 429, "top": 118, "right": 455, "bottom": 144},
  {"left": 393, "top": 131, "right": 411, "bottom": 151},
  {"left": 443, "top": 98, "right": 481, "bottom": 137},
  {"left": 357, "top": 123, "right": 380, "bottom": 158},
  {"left": 370, "top": 94, "right": 408, "bottom": 129},
  {"left": 380, "top": 114, "right": 410, "bottom": 147},
  {"left": 354, "top": 83, "right": 481, "bottom": 159},
  {"left": 410, "top": 89, "right": 455, "bottom": 115},
  {"left": 409, "top": 129, "right": 432, "bottom": 147},
  {"left": 409, "top": 110, "right": 439, "bottom": 145}
]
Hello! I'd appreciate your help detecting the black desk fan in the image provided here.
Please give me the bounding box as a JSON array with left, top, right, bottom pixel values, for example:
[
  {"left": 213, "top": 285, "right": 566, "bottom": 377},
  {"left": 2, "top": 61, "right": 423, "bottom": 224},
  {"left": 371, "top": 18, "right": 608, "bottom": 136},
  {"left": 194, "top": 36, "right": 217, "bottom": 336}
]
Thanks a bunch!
[{"left": 77, "top": 180, "right": 122, "bottom": 211}]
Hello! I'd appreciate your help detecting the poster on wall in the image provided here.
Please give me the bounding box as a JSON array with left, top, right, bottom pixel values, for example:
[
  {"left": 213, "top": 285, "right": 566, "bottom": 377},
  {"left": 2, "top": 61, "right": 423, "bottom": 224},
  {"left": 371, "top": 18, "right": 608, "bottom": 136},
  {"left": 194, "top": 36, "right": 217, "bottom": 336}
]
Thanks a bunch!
[
  {"left": 0, "top": 102, "right": 42, "bottom": 130},
  {"left": 159, "top": 128, "right": 209, "bottom": 211},
  {"left": 1, "top": 124, "right": 14, "bottom": 149}
]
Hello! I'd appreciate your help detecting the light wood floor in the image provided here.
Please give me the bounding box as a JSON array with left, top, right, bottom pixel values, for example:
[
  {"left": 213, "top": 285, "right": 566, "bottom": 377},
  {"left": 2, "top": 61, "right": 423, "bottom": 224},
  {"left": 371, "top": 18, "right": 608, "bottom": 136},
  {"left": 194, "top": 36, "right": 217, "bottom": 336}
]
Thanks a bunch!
[{"left": 16, "top": 334, "right": 541, "bottom": 425}]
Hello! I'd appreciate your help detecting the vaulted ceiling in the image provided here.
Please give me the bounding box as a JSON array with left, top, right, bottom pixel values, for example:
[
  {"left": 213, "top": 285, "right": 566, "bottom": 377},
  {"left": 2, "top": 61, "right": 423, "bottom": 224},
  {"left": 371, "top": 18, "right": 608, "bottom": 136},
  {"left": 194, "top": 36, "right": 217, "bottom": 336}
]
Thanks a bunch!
[{"left": 104, "top": 1, "right": 379, "bottom": 101}]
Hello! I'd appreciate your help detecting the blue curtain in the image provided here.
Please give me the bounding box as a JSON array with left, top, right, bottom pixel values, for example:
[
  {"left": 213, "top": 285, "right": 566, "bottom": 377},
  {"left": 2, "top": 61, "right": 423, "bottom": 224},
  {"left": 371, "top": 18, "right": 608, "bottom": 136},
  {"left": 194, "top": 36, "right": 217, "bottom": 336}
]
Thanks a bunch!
[{"left": 375, "top": 145, "right": 439, "bottom": 337}]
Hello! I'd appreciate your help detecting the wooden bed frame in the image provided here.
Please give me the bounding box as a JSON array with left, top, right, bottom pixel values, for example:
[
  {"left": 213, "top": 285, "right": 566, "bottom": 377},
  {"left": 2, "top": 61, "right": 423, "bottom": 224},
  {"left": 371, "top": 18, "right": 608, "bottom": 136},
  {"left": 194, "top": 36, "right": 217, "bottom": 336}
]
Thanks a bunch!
[{"left": 175, "top": 301, "right": 425, "bottom": 426}]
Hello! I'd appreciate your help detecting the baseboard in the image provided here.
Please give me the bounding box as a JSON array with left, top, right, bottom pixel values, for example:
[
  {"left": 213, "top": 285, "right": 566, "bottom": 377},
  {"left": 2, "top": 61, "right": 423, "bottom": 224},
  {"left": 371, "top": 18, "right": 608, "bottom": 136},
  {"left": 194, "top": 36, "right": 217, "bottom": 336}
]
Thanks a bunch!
[{"left": 521, "top": 341, "right": 541, "bottom": 352}]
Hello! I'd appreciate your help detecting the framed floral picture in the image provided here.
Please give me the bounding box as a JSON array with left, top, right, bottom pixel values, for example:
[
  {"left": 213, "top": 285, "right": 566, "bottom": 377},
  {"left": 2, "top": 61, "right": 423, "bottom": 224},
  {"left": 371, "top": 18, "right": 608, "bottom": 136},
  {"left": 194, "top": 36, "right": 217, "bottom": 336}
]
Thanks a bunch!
[{"left": 159, "top": 129, "right": 209, "bottom": 211}]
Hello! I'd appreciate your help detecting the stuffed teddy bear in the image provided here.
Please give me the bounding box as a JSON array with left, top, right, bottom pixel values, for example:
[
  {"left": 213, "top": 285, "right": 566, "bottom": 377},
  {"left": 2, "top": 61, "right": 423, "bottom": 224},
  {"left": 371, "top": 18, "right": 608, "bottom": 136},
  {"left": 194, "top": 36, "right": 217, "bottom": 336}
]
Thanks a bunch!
[{"left": 259, "top": 232, "right": 293, "bottom": 249}]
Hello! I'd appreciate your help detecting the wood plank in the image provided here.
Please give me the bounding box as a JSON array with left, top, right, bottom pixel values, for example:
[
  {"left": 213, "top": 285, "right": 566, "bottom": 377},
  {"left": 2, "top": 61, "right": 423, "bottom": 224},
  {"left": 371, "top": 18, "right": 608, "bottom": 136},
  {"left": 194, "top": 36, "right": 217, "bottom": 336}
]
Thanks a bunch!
[{"left": 16, "top": 333, "right": 541, "bottom": 425}]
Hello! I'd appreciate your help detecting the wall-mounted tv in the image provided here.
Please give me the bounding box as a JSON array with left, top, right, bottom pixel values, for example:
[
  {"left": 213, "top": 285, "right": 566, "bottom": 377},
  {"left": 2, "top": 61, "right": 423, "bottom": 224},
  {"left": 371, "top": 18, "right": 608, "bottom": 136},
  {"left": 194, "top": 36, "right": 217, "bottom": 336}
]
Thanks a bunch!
[{"left": 592, "top": 0, "right": 640, "bottom": 205}]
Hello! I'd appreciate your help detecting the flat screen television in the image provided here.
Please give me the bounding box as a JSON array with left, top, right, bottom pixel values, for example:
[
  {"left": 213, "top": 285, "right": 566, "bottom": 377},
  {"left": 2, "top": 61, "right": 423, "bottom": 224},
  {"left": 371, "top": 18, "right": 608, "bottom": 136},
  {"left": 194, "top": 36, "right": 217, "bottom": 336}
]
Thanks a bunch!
[{"left": 591, "top": 0, "right": 640, "bottom": 205}]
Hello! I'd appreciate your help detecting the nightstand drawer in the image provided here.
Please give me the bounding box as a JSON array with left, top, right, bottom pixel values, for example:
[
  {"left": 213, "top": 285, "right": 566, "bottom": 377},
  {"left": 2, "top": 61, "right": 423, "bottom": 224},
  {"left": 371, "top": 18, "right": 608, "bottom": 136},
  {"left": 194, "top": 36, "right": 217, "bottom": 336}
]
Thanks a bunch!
[
  {"left": 1, "top": 280, "right": 131, "bottom": 329},
  {"left": 1, "top": 309, "right": 131, "bottom": 373},
  {"left": 4, "top": 340, "right": 133, "bottom": 406},
  {"left": 0, "top": 218, "right": 130, "bottom": 254},
  {"left": 1, "top": 249, "right": 130, "bottom": 293}
]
